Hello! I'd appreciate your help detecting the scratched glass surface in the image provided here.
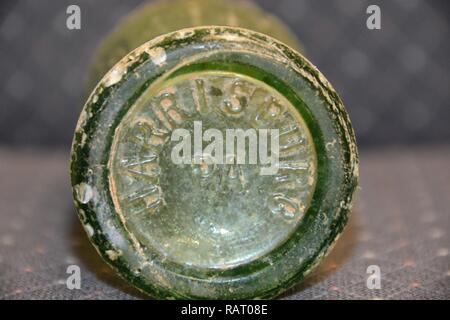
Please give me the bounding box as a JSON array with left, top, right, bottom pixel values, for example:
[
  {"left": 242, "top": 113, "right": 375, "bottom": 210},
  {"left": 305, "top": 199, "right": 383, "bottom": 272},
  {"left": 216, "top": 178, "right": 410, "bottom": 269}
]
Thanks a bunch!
[{"left": 109, "top": 71, "right": 317, "bottom": 269}]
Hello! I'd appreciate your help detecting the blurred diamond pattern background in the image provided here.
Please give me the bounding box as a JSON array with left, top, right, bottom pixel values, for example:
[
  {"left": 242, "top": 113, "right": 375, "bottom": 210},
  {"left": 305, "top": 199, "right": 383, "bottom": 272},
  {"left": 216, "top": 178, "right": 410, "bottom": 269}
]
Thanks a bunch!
[
  {"left": 0, "top": 0, "right": 449, "bottom": 300},
  {"left": 0, "top": 0, "right": 449, "bottom": 148}
]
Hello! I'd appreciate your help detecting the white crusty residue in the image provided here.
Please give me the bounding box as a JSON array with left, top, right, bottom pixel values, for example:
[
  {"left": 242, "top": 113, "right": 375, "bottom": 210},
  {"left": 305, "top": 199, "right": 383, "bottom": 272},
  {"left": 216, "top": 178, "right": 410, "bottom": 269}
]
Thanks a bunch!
[
  {"left": 84, "top": 223, "right": 94, "bottom": 237},
  {"left": 80, "top": 132, "right": 87, "bottom": 147},
  {"left": 146, "top": 47, "right": 166, "bottom": 66},
  {"left": 103, "top": 64, "right": 127, "bottom": 87},
  {"left": 106, "top": 249, "right": 122, "bottom": 261},
  {"left": 74, "top": 182, "right": 93, "bottom": 204}
]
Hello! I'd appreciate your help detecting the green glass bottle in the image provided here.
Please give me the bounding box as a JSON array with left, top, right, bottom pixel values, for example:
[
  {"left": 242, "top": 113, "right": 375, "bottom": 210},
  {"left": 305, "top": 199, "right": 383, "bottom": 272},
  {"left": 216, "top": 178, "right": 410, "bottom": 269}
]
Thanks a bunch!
[
  {"left": 71, "top": 0, "right": 358, "bottom": 299},
  {"left": 88, "top": 0, "right": 301, "bottom": 89}
]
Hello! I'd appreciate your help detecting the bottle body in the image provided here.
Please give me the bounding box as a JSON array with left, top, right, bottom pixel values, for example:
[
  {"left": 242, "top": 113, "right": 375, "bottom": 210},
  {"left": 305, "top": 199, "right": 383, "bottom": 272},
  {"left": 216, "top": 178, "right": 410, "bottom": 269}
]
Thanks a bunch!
[
  {"left": 71, "top": 2, "right": 358, "bottom": 300},
  {"left": 89, "top": 0, "right": 300, "bottom": 89}
]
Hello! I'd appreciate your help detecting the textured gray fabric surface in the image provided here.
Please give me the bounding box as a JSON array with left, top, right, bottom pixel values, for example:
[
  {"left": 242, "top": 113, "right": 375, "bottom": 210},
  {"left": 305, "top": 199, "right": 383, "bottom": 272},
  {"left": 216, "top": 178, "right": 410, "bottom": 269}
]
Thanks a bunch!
[{"left": 0, "top": 147, "right": 449, "bottom": 300}]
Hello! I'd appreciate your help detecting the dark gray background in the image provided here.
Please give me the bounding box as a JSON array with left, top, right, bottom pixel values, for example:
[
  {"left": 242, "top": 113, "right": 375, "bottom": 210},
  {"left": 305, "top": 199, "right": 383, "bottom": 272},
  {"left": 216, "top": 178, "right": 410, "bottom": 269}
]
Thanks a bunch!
[
  {"left": 0, "top": 1, "right": 449, "bottom": 300},
  {"left": 0, "top": 0, "right": 449, "bottom": 149}
]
